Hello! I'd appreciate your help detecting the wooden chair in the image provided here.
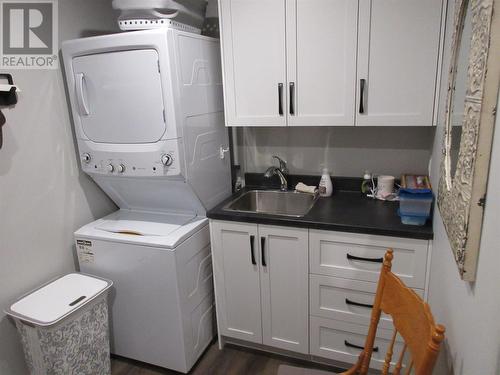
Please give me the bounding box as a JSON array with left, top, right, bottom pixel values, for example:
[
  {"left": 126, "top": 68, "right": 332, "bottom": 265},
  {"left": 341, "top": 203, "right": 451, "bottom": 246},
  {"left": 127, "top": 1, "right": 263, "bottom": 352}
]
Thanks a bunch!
[{"left": 340, "top": 249, "right": 446, "bottom": 375}]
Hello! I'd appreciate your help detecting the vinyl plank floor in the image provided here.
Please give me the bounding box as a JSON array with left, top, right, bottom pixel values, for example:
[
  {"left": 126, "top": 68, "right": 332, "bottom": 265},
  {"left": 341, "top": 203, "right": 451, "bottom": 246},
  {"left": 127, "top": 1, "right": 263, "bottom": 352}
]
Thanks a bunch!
[{"left": 111, "top": 341, "right": 346, "bottom": 375}]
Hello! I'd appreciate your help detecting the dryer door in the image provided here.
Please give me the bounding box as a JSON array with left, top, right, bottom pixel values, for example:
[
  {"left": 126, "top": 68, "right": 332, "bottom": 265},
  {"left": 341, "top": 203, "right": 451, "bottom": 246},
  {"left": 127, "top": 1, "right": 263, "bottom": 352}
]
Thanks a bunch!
[{"left": 72, "top": 49, "right": 166, "bottom": 144}]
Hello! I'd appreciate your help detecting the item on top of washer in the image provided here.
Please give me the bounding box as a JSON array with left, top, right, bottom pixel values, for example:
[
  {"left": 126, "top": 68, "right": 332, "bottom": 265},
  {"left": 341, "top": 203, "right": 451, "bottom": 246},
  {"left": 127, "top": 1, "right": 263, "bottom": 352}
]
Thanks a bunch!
[{"left": 112, "top": 0, "right": 206, "bottom": 32}]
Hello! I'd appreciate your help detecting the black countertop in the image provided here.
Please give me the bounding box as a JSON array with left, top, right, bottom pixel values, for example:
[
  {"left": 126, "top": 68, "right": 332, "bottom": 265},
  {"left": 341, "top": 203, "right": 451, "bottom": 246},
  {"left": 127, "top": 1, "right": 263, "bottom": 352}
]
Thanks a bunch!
[{"left": 207, "top": 174, "right": 433, "bottom": 240}]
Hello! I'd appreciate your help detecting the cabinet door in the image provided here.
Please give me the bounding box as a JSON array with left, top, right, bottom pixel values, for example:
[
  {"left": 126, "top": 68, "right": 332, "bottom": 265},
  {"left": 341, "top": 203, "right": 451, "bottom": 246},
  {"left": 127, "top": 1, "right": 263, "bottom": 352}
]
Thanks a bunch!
[
  {"left": 356, "top": 0, "right": 443, "bottom": 126},
  {"left": 210, "top": 221, "right": 262, "bottom": 343},
  {"left": 72, "top": 49, "right": 166, "bottom": 143},
  {"left": 219, "top": 0, "right": 287, "bottom": 126},
  {"left": 259, "top": 225, "right": 309, "bottom": 353},
  {"left": 287, "top": 0, "right": 358, "bottom": 126}
]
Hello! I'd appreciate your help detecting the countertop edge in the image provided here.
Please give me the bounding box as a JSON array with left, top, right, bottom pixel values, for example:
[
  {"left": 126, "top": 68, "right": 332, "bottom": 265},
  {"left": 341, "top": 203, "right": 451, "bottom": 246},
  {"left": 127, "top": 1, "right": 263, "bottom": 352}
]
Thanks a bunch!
[
  {"left": 206, "top": 211, "right": 433, "bottom": 241},
  {"left": 207, "top": 182, "right": 434, "bottom": 241}
]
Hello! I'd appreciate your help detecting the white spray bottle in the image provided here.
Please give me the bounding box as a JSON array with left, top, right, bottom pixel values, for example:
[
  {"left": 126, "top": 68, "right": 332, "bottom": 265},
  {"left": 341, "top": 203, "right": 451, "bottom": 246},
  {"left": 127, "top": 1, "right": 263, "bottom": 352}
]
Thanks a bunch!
[{"left": 319, "top": 168, "right": 333, "bottom": 197}]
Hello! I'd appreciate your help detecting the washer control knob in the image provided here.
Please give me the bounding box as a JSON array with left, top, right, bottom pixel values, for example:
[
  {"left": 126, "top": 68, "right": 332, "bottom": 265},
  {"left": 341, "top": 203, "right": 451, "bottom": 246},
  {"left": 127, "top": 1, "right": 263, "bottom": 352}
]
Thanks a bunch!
[
  {"left": 161, "top": 154, "right": 173, "bottom": 166},
  {"left": 81, "top": 153, "right": 91, "bottom": 163},
  {"left": 106, "top": 164, "right": 114, "bottom": 173},
  {"left": 117, "top": 164, "right": 125, "bottom": 173}
]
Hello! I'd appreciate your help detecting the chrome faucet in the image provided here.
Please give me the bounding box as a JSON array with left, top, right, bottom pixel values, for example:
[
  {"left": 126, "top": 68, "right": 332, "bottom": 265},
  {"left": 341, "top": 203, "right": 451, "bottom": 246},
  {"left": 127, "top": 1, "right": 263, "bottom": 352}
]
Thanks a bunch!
[{"left": 264, "top": 155, "right": 289, "bottom": 191}]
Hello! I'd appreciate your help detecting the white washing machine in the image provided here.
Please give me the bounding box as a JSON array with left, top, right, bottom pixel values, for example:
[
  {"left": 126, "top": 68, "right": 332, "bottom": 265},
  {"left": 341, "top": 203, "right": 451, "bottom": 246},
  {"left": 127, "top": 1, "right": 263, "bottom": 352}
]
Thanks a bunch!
[
  {"left": 62, "top": 27, "right": 231, "bottom": 372},
  {"left": 74, "top": 211, "right": 214, "bottom": 373}
]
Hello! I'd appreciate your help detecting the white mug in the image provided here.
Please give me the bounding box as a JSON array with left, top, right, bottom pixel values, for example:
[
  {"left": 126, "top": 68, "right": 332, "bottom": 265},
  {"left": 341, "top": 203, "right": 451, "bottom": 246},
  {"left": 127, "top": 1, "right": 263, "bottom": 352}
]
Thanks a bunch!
[{"left": 377, "top": 175, "right": 395, "bottom": 198}]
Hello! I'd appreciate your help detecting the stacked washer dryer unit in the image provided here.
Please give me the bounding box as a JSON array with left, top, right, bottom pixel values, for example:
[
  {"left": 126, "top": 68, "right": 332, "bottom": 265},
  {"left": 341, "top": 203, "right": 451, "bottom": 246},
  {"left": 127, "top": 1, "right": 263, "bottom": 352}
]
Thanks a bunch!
[{"left": 62, "top": 27, "right": 231, "bottom": 373}]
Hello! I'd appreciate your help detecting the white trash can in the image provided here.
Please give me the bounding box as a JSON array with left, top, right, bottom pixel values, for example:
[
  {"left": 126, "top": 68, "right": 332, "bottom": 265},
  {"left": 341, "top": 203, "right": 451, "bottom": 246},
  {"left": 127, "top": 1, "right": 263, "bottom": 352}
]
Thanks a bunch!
[{"left": 5, "top": 273, "right": 113, "bottom": 375}]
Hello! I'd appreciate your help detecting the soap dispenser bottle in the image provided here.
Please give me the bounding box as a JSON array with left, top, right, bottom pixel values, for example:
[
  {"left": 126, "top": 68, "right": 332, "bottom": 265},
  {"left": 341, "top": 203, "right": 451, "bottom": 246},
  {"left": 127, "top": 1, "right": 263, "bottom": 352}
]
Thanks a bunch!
[
  {"left": 319, "top": 168, "right": 333, "bottom": 197},
  {"left": 361, "top": 170, "right": 374, "bottom": 194}
]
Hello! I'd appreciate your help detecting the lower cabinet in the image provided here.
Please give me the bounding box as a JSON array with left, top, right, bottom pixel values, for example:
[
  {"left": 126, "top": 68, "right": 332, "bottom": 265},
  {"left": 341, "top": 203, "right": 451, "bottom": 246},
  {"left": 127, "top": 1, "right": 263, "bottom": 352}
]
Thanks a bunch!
[
  {"left": 210, "top": 221, "right": 262, "bottom": 344},
  {"left": 210, "top": 220, "right": 430, "bottom": 366},
  {"left": 309, "top": 274, "right": 424, "bottom": 331},
  {"left": 310, "top": 317, "right": 405, "bottom": 370},
  {"left": 210, "top": 221, "right": 309, "bottom": 354}
]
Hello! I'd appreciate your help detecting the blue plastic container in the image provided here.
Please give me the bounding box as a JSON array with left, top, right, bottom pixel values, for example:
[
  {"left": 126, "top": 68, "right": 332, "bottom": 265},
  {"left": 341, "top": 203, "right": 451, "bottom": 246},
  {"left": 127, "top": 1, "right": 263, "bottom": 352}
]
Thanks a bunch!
[
  {"left": 399, "top": 191, "right": 433, "bottom": 217},
  {"left": 398, "top": 209, "right": 429, "bottom": 226}
]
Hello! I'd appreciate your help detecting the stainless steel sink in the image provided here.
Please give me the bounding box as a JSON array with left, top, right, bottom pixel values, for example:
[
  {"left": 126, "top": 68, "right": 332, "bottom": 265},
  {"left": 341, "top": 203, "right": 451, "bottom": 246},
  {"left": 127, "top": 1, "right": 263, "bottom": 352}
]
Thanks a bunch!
[{"left": 223, "top": 190, "right": 319, "bottom": 217}]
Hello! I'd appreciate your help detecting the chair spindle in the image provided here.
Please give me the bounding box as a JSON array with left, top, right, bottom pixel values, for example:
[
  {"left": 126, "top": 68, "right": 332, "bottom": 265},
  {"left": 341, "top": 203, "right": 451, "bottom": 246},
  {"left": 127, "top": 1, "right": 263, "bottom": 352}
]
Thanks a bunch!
[
  {"left": 337, "top": 250, "right": 445, "bottom": 375},
  {"left": 393, "top": 343, "right": 407, "bottom": 375},
  {"left": 404, "top": 360, "right": 414, "bottom": 375},
  {"left": 381, "top": 330, "right": 398, "bottom": 374}
]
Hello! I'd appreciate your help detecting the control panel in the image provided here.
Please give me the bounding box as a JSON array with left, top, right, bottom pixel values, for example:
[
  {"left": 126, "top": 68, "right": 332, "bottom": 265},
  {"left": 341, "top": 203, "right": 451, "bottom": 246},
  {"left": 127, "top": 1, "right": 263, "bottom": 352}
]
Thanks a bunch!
[{"left": 78, "top": 139, "right": 183, "bottom": 178}]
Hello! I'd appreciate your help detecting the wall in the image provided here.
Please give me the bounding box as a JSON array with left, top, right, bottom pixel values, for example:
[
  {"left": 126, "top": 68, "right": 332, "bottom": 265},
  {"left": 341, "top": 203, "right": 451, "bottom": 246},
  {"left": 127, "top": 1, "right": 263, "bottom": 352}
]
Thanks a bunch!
[
  {"left": 235, "top": 125, "right": 435, "bottom": 179},
  {"left": 0, "top": 2, "right": 118, "bottom": 374},
  {"left": 428, "top": 0, "right": 500, "bottom": 373}
]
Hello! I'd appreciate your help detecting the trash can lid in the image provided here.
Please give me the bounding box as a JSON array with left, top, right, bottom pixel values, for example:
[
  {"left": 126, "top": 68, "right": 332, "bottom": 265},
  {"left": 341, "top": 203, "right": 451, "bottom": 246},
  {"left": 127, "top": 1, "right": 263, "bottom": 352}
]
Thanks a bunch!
[{"left": 5, "top": 273, "right": 112, "bottom": 327}]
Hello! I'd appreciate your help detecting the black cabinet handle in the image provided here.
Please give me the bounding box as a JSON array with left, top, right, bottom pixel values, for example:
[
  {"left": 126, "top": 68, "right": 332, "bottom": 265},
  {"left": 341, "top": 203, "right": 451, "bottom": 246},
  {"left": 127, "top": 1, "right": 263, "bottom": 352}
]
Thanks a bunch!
[
  {"left": 261, "top": 237, "right": 266, "bottom": 267},
  {"left": 278, "top": 83, "right": 284, "bottom": 116},
  {"left": 347, "top": 253, "right": 383, "bottom": 263},
  {"left": 289, "top": 82, "right": 295, "bottom": 115},
  {"left": 359, "top": 79, "right": 366, "bottom": 114},
  {"left": 250, "top": 235, "right": 256, "bottom": 265},
  {"left": 69, "top": 296, "right": 86, "bottom": 306},
  {"left": 344, "top": 340, "right": 378, "bottom": 352},
  {"left": 345, "top": 298, "right": 374, "bottom": 309}
]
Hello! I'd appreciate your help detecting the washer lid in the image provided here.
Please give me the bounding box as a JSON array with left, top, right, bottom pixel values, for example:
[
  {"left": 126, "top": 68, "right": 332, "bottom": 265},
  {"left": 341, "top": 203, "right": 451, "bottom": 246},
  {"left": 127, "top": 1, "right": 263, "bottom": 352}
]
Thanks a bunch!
[
  {"left": 75, "top": 210, "right": 208, "bottom": 249},
  {"left": 6, "top": 273, "right": 112, "bottom": 327},
  {"left": 95, "top": 210, "right": 195, "bottom": 236}
]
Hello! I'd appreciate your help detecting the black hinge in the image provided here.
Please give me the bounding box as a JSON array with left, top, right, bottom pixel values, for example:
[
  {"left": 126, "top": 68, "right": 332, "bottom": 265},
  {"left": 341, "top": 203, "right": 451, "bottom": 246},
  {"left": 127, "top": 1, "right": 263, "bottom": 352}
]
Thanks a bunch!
[
  {"left": 478, "top": 195, "right": 486, "bottom": 207},
  {"left": 157, "top": 60, "right": 160, "bottom": 73}
]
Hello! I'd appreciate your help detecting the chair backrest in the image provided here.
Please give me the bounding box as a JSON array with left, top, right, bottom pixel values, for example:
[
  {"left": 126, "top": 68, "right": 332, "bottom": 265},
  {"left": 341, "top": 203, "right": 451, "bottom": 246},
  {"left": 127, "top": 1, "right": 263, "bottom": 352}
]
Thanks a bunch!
[{"left": 343, "top": 249, "right": 445, "bottom": 375}]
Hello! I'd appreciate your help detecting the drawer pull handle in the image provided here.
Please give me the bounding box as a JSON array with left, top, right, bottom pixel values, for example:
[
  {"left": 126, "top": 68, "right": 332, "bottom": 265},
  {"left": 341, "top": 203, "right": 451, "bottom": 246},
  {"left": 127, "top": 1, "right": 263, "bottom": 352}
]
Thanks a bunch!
[
  {"left": 261, "top": 237, "right": 267, "bottom": 267},
  {"left": 359, "top": 78, "right": 366, "bottom": 114},
  {"left": 345, "top": 340, "right": 378, "bottom": 352},
  {"left": 345, "top": 298, "right": 374, "bottom": 309},
  {"left": 250, "top": 235, "right": 256, "bottom": 265},
  {"left": 347, "top": 253, "right": 383, "bottom": 263},
  {"left": 278, "top": 83, "right": 284, "bottom": 116},
  {"left": 289, "top": 82, "right": 295, "bottom": 115},
  {"left": 69, "top": 296, "right": 86, "bottom": 306}
]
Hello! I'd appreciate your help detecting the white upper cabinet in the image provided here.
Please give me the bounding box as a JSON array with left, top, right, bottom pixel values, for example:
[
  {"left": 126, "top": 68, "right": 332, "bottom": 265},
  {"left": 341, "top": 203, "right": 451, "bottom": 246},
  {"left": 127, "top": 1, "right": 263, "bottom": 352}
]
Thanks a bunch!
[
  {"left": 219, "top": 0, "right": 287, "bottom": 126},
  {"left": 356, "top": 0, "right": 443, "bottom": 126},
  {"left": 219, "top": 0, "right": 444, "bottom": 127},
  {"left": 287, "top": 0, "right": 358, "bottom": 126}
]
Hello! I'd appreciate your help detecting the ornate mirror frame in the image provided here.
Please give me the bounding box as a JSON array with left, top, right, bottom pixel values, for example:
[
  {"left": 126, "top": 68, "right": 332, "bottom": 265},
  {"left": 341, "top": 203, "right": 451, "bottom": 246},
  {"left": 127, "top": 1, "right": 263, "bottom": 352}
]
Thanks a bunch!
[{"left": 438, "top": 0, "right": 499, "bottom": 281}]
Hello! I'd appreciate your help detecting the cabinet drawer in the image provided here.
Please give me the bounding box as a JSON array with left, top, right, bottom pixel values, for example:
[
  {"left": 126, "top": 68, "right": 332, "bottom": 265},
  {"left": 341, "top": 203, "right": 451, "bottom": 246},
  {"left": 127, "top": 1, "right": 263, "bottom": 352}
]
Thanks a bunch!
[
  {"left": 310, "top": 317, "right": 406, "bottom": 370},
  {"left": 309, "top": 230, "right": 428, "bottom": 288},
  {"left": 310, "top": 275, "right": 424, "bottom": 330}
]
